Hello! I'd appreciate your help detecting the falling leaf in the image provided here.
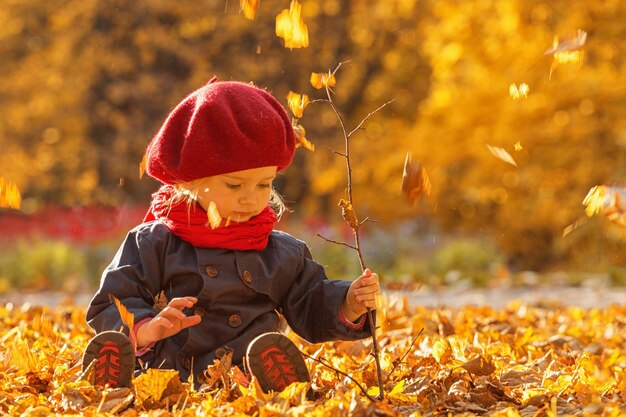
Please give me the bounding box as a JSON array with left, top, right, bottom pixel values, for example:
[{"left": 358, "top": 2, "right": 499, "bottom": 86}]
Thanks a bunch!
[
  {"left": 310, "top": 71, "right": 336, "bottom": 90},
  {"left": 241, "top": 0, "right": 260, "bottom": 20},
  {"left": 514, "top": 142, "right": 523, "bottom": 151},
  {"left": 401, "top": 152, "right": 431, "bottom": 206},
  {"left": 486, "top": 144, "right": 518, "bottom": 167},
  {"left": 509, "top": 83, "right": 529, "bottom": 100},
  {"left": 207, "top": 201, "right": 222, "bottom": 229},
  {"left": 582, "top": 183, "right": 626, "bottom": 226},
  {"left": 338, "top": 198, "right": 358, "bottom": 229},
  {"left": 139, "top": 153, "right": 147, "bottom": 179},
  {"left": 545, "top": 30, "right": 587, "bottom": 79},
  {"left": 108, "top": 295, "right": 135, "bottom": 343},
  {"left": 562, "top": 216, "right": 588, "bottom": 237},
  {"left": 293, "top": 124, "right": 315, "bottom": 151},
  {"left": 0, "top": 177, "right": 22, "bottom": 209},
  {"left": 275, "top": 0, "right": 309, "bottom": 49},
  {"left": 286, "top": 91, "right": 309, "bottom": 119}
]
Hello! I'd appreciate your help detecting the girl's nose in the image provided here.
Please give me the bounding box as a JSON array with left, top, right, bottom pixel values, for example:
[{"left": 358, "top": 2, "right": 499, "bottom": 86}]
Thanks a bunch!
[{"left": 239, "top": 191, "right": 258, "bottom": 205}]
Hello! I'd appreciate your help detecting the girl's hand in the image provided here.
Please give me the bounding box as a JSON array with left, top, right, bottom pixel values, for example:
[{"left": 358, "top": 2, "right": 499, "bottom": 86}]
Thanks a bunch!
[
  {"left": 136, "top": 296, "right": 202, "bottom": 348},
  {"left": 342, "top": 268, "right": 381, "bottom": 323}
]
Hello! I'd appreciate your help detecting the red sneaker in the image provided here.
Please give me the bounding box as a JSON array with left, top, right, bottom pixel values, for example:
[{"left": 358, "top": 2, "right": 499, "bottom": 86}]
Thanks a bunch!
[
  {"left": 82, "top": 331, "right": 135, "bottom": 388},
  {"left": 246, "top": 332, "right": 310, "bottom": 393}
]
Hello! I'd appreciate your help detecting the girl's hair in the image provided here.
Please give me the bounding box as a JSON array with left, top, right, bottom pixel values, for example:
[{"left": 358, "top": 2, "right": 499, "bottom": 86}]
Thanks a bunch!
[{"left": 170, "top": 179, "right": 288, "bottom": 219}]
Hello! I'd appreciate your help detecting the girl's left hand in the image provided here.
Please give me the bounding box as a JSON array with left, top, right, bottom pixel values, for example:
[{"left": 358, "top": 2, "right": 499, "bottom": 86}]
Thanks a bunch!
[{"left": 342, "top": 268, "right": 380, "bottom": 322}]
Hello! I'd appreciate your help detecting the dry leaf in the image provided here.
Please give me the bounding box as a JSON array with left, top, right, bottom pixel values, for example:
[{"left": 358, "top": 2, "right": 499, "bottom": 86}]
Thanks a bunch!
[
  {"left": 108, "top": 294, "right": 135, "bottom": 335},
  {"left": 286, "top": 91, "right": 309, "bottom": 119},
  {"left": 582, "top": 183, "right": 626, "bottom": 226},
  {"left": 461, "top": 356, "right": 496, "bottom": 376},
  {"left": 544, "top": 29, "right": 587, "bottom": 55},
  {"left": 293, "top": 124, "right": 315, "bottom": 151},
  {"left": 133, "top": 369, "right": 185, "bottom": 409},
  {"left": 153, "top": 290, "right": 168, "bottom": 312},
  {"left": 338, "top": 198, "right": 358, "bottom": 229},
  {"left": 0, "top": 177, "right": 22, "bottom": 209},
  {"left": 310, "top": 71, "right": 336, "bottom": 90},
  {"left": 509, "top": 83, "right": 529, "bottom": 100},
  {"left": 401, "top": 152, "right": 431, "bottom": 206},
  {"left": 207, "top": 201, "right": 222, "bottom": 229},
  {"left": 139, "top": 153, "right": 147, "bottom": 179},
  {"left": 514, "top": 142, "right": 523, "bottom": 151},
  {"left": 275, "top": 0, "right": 309, "bottom": 49},
  {"left": 486, "top": 144, "right": 517, "bottom": 167},
  {"left": 240, "top": 0, "right": 260, "bottom": 20}
]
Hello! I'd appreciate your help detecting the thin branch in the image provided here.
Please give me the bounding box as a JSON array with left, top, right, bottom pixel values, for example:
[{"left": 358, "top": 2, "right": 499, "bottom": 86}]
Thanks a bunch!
[
  {"left": 331, "top": 60, "right": 352, "bottom": 75},
  {"left": 386, "top": 328, "right": 424, "bottom": 381},
  {"left": 301, "top": 352, "right": 379, "bottom": 402},
  {"left": 358, "top": 217, "right": 378, "bottom": 227},
  {"left": 316, "top": 233, "right": 357, "bottom": 251},
  {"left": 347, "top": 100, "right": 395, "bottom": 138}
]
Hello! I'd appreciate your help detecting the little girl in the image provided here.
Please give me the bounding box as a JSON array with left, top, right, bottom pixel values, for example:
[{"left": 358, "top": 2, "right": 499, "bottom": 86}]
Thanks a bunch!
[{"left": 82, "top": 78, "right": 380, "bottom": 392}]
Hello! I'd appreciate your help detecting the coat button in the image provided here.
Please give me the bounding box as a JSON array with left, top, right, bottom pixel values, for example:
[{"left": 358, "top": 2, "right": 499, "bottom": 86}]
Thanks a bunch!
[
  {"left": 205, "top": 265, "right": 218, "bottom": 278},
  {"left": 193, "top": 306, "right": 205, "bottom": 317},
  {"left": 242, "top": 270, "right": 252, "bottom": 284},
  {"left": 228, "top": 314, "right": 242, "bottom": 328},
  {"left": 181, "top": 357, "right": 191, "bottom": 370}
]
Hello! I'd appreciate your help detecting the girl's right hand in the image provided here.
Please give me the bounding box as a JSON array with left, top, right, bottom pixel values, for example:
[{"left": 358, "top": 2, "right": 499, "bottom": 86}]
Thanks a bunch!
[{"left": 135, "top": 296, "right": 202, "bottom": 348}]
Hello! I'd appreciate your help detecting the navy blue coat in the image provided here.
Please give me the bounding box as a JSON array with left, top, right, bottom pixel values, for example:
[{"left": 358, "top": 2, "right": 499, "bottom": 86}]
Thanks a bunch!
[{"left": 86, "top": 221, "right": 372, "bottom": 382}]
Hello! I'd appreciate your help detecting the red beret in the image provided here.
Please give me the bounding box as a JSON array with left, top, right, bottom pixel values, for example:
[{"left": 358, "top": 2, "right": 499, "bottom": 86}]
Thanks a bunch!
[{"left": 145, "top": 78, "right": 296, "bottom": 184}]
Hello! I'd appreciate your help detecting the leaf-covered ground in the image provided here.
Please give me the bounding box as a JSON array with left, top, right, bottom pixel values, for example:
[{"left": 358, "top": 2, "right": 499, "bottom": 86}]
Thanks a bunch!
[{"left": 2, "top": 295, "right": 626, "bottom": 416}]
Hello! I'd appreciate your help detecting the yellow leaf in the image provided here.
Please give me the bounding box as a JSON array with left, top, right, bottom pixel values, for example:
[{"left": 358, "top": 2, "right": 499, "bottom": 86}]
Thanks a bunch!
[
  {"left": 286, "top": 91, "right": 309, "bottom": 119},
  {"left": 583, "top": 185, "right": 606, "bottom": 217},
  {"left": 293, "top": 124, "right": 315, "bottom": 151},
  {"left": 109, "top": 294, "right": 135, "bottom": 337},
  {"left": 509, "top": 83, "right": 529, "bottom": 100},
  {"left": 207, "top": 201, "right": 223, "bottom": 229},
  {"left": 275, "top": 0, "right": 309, "bottom": 49},
  {"left": 431, "top": 336, "right": 453, "bottom": 365},
  {"left": 240, "top": 0, "right": 260, "bottom": 20},
  {"left": 139, "top": 153, "right": 147, "bottom": 179},
  {"left": 514, "top": 141, "right": 523, "bottom": 151},
  {"left": 133, "top": 369, "right": 184, "bottom": 409},
  {"left": 486, "top": 144, "right": 518, "bottom": 167},
  {"left": 0, "top": 177, "right": 22, "bottom": 210},
  {"left": 310, "top": 71, "right": 336, "bottom": 90},
  {"left": 544, "top": 29, "right": 587, "bottom": 55}
]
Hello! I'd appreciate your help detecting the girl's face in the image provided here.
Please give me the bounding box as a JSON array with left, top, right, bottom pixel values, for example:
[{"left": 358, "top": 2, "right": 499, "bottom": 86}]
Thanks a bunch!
[{"left": 190, "top": 166, "right": 278, "bottom": 223}]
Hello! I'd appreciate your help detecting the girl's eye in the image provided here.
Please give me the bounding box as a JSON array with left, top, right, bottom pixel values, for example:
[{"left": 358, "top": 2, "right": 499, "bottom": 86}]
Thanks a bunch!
[
  {"left": 225, "top": 183, "right": 241, "bottom": 190},
  {"left": 257, "top": 183, "right": 271, "bottom": 189}
]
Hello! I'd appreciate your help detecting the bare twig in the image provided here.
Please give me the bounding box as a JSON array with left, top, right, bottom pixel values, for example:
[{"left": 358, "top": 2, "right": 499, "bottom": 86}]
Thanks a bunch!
[
  {"left": 316, "top": 233, "right": 357, "bottom": 251},
  {"left": 386, "top": 328, "right": 424, "bottom": 381},
  {"left": 319, "top": 62, "right": 391, "bottom": 400},
  {"left": 301, "top": 352, "right": 379, "bottom": 402},
  {"left": 347, "top": 100, "right": 395, "bottom": 138}
]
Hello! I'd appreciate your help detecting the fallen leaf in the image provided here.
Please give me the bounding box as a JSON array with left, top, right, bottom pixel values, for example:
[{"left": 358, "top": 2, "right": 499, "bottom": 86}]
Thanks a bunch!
[
  {"left": 293, "top": 124, "right": 315, "bottom": 151},
  {"left": 0, "top": 177, "right": 22, "bottom": 209},
  {"left": 133, "top": 369, "right": 185, "bottom": 410},
  {"left": 509, "top": 83, "right": 529, "bottom": 100},
  {"left": 207, "top": 201, "right": 222, "bottom": 229},
  {"left": 108, "top": 294, "right": 135, "bottom": 336},
  {"left": 461, "top": 355, "right": 496, "bottom": 376}
]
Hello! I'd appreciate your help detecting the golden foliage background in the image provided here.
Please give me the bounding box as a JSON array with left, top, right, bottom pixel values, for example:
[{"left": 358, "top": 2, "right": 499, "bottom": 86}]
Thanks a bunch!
[{"left": 2, "top": 0, "right": 626, "bottom": 269}]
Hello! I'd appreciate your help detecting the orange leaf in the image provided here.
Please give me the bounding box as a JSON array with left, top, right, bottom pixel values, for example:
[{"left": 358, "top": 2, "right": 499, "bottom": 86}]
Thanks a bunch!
[
  {"left": 275, "top": 0, "right": 309, "bottom": 49},
  {"left": 401, "top": 152, "right": 431, "bottom": 206},
  {"left": 293, "top": 124, "right": 315, "bottom": 151},
  {"left": 134, "top": 369, "right": 184, "bottom": 409},
  {"left": 139, "top": 153, "right": 147, "bottom": 179},
  {"left": 310, "top": 71, "right": 336, "bottom": 90},
  {"left": 240, "top": 0, "right": 260, "bottom": 20},
  {"left": 0, "top": 177, "right": 22, "bottom": 210},
  {"left": 486, "top": 144, "right": 518, "bottom": 167},
  {"left": 207, "top": 201, "right": 223, "bottom": 229},
  {"left": 286, "top": 91, "right": 309, "bottom": 119},
  {"left": 109, "top": 295, "right": 136, "bottom": 348}
]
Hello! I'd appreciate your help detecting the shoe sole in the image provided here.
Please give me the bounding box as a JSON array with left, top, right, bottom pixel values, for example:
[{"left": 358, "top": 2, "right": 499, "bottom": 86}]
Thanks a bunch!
[
  {"left": 82, "top": 331, "right": 135, "bottom": 387},
  {"left": 246, "top": 332, "right": 310, "bottom": 393}
]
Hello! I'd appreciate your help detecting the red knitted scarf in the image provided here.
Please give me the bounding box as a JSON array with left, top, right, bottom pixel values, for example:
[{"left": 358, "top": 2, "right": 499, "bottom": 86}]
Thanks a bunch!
[{"left": 144, "top": 186, "right": 276, "bottom": 250}]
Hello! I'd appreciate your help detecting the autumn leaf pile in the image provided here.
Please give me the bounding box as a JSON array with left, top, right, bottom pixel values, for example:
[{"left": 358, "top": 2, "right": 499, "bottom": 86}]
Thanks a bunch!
[{"left": 1, "top": 295, "right": 625, "bottom": 416}]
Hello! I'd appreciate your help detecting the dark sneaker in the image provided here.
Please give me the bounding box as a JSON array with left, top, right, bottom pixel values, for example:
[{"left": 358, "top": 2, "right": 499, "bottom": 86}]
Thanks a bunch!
[
  {"left": 82, "top": 331, "right": 135, "bottom": 388},
  {"left": 246, "top": 332, "right": 310, "bottom": 393}
]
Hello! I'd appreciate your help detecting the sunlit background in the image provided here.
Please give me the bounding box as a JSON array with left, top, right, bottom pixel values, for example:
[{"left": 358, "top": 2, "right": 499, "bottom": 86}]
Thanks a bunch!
[{"left": 2, "top": 0, "right": 626, "bottom": 295}]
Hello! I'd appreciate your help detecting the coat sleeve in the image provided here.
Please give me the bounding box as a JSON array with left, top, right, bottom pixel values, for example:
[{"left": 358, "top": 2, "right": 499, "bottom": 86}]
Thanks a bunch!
[
  {"left": 278, "top": 240, "right": 373, "bottom": 343},
  {"left": 86, "top": 224, "right": 165, "bottom": 336}
]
